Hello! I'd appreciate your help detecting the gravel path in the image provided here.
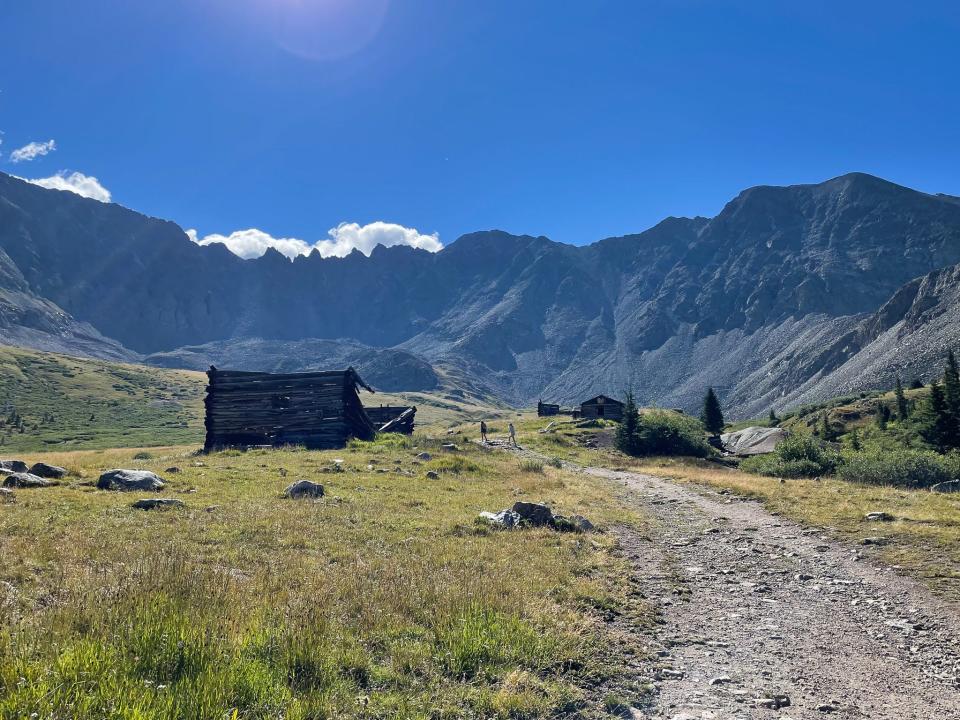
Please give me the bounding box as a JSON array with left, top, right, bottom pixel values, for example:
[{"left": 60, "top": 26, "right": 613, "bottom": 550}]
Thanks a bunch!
[{"left": 588, "top": 466, "right": 960, "bottom": 720}]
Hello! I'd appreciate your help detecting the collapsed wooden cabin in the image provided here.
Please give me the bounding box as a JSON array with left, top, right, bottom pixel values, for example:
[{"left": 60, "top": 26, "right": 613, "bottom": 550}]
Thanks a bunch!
[
  {"left": 364, "top": 405, "right": 417, "bottom": 434},
  {"left": 204, "top": 367, "right": 376, "bottom": 450},
  {"left": 580, "top": 394, "right": 624, "bottom": 421},
  {"left": 537, "top": 400, "right": 560, "bottom": 417}
]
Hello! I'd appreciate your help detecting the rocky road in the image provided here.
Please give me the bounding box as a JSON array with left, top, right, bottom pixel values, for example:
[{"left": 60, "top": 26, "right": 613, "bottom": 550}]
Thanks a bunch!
[{"left": 589, "top": 466, "right": 960, "bottom": 720}]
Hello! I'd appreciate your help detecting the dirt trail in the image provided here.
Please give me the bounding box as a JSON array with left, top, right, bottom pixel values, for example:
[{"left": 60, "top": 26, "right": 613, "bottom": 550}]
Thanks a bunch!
[
  {"left": 590, "top": 466, "right": 960, "bottom": 719},
  {"left": 490, "top": 441, "right": 960, "bottom": 718}
]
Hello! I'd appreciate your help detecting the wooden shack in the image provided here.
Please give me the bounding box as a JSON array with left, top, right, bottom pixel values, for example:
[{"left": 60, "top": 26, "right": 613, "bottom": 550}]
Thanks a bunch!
[
  {"left": 537, "top": 400, "right": 560, "bottom": 417},
  {"left": 364, "top": 405, "right": 417, "bottom": 434},
  {"left": 580, "top": 394, "right": 624, "bottom": 421},
  {"left": 204, "top": 367, "right": 376, "bottom": 451}
]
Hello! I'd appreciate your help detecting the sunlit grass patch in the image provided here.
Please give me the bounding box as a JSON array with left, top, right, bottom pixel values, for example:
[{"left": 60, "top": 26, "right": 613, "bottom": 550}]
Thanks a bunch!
[{"left": 0, "top": 435, "right": 642, "bottom": 718}]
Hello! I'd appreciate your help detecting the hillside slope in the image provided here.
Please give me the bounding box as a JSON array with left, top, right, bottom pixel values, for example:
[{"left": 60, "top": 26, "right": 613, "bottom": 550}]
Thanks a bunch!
[{"left": 0, "top": 345, "right": 205, "bottom": 452}]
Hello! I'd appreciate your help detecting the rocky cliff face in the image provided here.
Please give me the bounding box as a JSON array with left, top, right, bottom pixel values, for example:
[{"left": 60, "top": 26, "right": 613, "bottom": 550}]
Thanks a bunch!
[{"left": 2, "top": 171, "right": 960, "bottom": 416}]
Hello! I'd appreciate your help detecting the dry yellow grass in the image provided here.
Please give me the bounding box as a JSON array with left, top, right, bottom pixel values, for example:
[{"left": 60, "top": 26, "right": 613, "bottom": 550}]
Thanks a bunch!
[{"left": 0, "top": 434, "right": 647, "bottom": 718}]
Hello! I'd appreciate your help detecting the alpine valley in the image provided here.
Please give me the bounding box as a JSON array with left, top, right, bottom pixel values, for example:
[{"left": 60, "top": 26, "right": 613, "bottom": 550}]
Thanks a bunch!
[{"left": 3, "top": 170, "right": 960, "bottom": 418}]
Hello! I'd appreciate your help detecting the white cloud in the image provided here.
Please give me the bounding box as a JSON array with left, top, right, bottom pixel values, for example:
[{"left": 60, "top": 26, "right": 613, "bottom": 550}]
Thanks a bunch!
[
  {"left": 10, "top": 139, "right": 56, "bottom": 163},
  {"left": 187, "top": 221, "right": 442, "bottom": 260},
  {"left": 22, "top": 171, "right": 112, "bottom": 202}
]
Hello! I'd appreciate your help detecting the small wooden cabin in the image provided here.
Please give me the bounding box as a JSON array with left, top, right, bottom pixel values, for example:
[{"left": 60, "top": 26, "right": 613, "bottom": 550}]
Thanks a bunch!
[
  {"left": 580, "top": 394, "right": 624, "bottom": 421},
  {"left": 204, "top": 367, "right": 376, "bottom": 451},
  {"left": 365, "top": 405, "right": 417, "bottom": 434},
  {"left": 537, "top": 400, "right": 560, "bottom": 417}
]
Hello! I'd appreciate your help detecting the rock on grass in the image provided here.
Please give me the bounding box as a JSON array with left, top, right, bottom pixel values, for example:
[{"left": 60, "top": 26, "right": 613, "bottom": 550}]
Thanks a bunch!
[
  {"left": 132, "top": 498, "right": 185, "bottom": 510},
  {"left": 3, "top": 473, "right": 55, "bottom": 489},
  {"left": 97, "top": 469, "right": 166, "bottom": 492},
  {"left": 283, "top": 480, "right": 325, "bottom": 499},
  {"left": 28, "top": 463, "right": 67, "bottom": 479}
]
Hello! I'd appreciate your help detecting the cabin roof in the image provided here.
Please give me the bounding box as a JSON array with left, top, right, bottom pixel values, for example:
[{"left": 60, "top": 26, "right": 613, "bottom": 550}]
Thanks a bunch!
[
  {"left": 581, "top": 394, "right": 623, "bottom": 406},
  {"left": 208, "top": 365, "right": 374, "bottom": 393}
]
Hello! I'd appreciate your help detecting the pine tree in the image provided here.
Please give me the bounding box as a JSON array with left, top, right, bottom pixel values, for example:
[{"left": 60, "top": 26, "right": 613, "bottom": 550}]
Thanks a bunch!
[
  {"left": 615, "top": 391, "right": 641, "bottom": 456},
  {"left": 849, "top": 427, "right": 861, "bottom": 451},
  {"left": 909, "top": 378, "right": 924, "bottom": 390},
  {"left": 768, "top": 408, "right": 779, "bottom": 426},
  {"left": 819, "top": 412, "right": 836, "bottom": 441},
  {"left": 700, "top": 388, "right": 724, "bottom": 436},
  {"left": 918, "top": 381, "right": 954, "bottom": 452},
  {"left": 874, "top": 403, "right": 890, "bottom": 430},
  {"left": 895, "top": 376, "right": 909, "bottom": 420},
  {"left": 943, "top": 351, "right": 960, "bottom": 447}
]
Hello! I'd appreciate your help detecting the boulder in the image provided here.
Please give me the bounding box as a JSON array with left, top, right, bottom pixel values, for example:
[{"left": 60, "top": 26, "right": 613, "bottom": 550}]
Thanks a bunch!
[
  {"left": 441, "top": 443, "right": 460, "bottom": 452},
  {"left": 719, "top": 426, "right": 787, "bottom": 456},
  {"left": 570, "top": 514, "right": 595, "bottom": 532},
  {"left": 97, "top": 469, "right": 165, "bottom": 492},
  {"left": 3, "top": 472, "right": 54, "bottom": 489},
  {"left": 28, "top": 462, "right": 67, "bottom": 479},
  {"left": 479, "top": 509, "right": 521, "bottom": 529},
  {"left": 931, "top": 480, "right": 960, "bottom": 494},
  {"left": 416, "top": 452, "right": 432, "bottom": 461},
  {"left": 0, "top": 460, "right": 28, "bottom": 473},
  {"left": 165, "top": 466, "right": 182, "bottom": 474},
  {"left": 132, "top": 498, "right": 184, "bottom": 510},
  {"left": 425, "top": 470, "right": 440, "bottom": 480},
  {"left": 864, "top": 511, "right": 895, "bottom": 522},
  {"left": 512, "top": 501, "right": 554, "bottom": 527},
  {"left": 0, "top": 487, "right": 14, "bottom": 500},
  {"left": 283, "top": 480, "right": 325, "bottom": 499}
]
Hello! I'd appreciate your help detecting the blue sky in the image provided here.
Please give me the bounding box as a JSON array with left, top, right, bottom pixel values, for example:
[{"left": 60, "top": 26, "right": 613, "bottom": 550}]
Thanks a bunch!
[{"left": 1, "top": 0, "right": 958, "bottom": 257}]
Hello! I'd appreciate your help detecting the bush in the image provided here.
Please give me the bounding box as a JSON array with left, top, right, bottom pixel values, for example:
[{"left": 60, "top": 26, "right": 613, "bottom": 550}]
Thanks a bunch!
[
  {"left": 634, "top": 410, "right": 713, "bottom": 458},
  {"left": 741, "top": 434, "right": 839, "bottom": 478},
  {"left": 837, "top": 449, "right": 959, "bottom": 489},
  {"left": 518, "top": 459, "right": 544, "bottom": 473},
  {"left": 133, "top": 451, "right": 153, "bottom": 460}
]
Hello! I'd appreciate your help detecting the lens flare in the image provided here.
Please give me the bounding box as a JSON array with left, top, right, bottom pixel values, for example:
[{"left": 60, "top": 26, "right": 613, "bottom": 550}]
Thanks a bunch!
[{"left": 268, "top": 0, "right": 391, "bottom": 61}]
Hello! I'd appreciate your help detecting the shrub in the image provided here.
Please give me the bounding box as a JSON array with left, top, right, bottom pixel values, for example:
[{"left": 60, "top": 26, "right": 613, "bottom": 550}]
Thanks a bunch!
[
  {"left": 837, "top": 449, "right": 959, "bottom": 489},
  {"left": 634, "top": 410, "right": 713, "bottom": 458},
  {"left": 518, "top": 459, "right": 544, "bottom": 474},
  {"left": 427, "top": 456, "right": 482, "bottom": 475},
  {"left": 133, "top": 451, "right": 153, "bottom": 460},
  {"left": 741, "top": 434, "right": 839, "bottom": 478}
]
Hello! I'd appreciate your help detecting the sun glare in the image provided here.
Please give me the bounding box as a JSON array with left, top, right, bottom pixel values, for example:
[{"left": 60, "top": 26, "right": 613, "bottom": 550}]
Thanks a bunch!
[{"left": 263, "top": 0, "right": 392, "bottom": 61}]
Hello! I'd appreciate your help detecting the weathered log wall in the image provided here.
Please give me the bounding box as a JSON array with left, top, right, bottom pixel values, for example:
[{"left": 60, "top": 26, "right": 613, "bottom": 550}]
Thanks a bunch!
[
  {"left": 204, "top": 367, "right": 376, "bottom": 450},
  {"left": 537, "top": 401, "right": 560, "bottom": 416},
  {"left": 365, "top": 405, "right": 417, "bottom": 434}
]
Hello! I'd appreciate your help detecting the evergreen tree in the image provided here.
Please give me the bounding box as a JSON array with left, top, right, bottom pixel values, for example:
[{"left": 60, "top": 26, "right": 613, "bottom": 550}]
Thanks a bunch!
[
  {"left": 615, "top": 391, "right": 642, "bottom": 456},
  {"left": 819, "top": 412, "right": 836, "bottom": 441},
  {"left": 874, "top": 403, "right": 890, "bottom": 430},
  {"left": 943, "top": 351, "right": 960, "bottom": 446},
  {"left": 700, "top": 388, "right": 725, "bottom": 436},
  {"left": 918, "top": 381, "right": 954, "bottom": 452},
  {"left": 849, "top": 427, "right": 861, "bottom": 451},
  {"left": 768, "top": 408, "right": 779, "bottom": 426},
  {"left": 895, "top": 376, "right": 909, "bottom": 420},
  {"left": 909, "top": 378, "right": 924, "bottom": 390}
]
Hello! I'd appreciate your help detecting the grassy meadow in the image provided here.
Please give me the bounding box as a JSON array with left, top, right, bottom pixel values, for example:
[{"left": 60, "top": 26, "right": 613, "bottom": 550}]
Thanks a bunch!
[
  {"left": 0, "top": 434, "right": 649, "bottom": 719},
  {"left": 0, "top": 345, "right": 510, "bottom": 454},
  {"left": 0, "top": 345, "right": 206, "bottom": 452}
]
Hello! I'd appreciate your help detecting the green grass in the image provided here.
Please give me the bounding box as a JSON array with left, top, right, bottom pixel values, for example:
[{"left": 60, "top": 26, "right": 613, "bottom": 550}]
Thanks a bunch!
[
  {"left": 0, "top": 345, "right": 206, "bottom": 452},
  {"left": 0, "top": 435, "right": 647, "bottom": 718},
  {"left": 0, "top": 345, "right": 510, "bottom": 453}
]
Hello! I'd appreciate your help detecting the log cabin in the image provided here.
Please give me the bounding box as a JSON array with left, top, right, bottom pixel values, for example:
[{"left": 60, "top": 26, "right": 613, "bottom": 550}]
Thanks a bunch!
[
  {"left": 365, "top": 405, "right": 417, "bottom": 434},
  {"left": 537, "top": 400, "right": 561, "bottom": 416},
  {"left": 579, "top": 394, "right": 624, "bottom": 421},
  {"left": 203, "top": 366, "right": 377, "bottom": 450}
]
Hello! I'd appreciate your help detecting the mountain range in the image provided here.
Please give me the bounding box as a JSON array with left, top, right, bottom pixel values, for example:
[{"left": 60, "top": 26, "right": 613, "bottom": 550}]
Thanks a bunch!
[{"left": 2, "top": 170, "right": 959, "bottom": 418}]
